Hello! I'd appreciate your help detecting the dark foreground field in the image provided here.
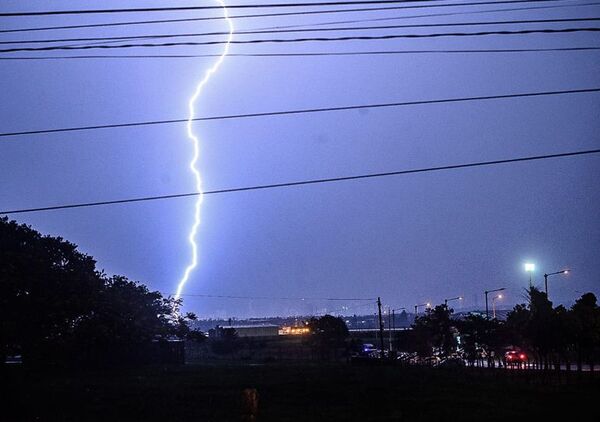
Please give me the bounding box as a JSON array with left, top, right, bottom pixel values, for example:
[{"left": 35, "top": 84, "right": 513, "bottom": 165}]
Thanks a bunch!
[{"left": 2, "top": 363, "right": 599, "bottom": 421}]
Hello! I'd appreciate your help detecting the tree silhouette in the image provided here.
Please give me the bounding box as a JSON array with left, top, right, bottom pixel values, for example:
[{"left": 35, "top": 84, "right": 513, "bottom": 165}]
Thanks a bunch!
[
  {"left": 210, "top": 327, "right": 240, "bottom": 357},
  {"left": 571, "top": 293, "right": 600, "bottom": 371},
  {"left": 412, "top": 305, "right": 457, "bottom": 358},
  {"left": 504, "top": 287, "right": 600, "bottom": 371},
  {"left": 0, "top": 217, "right": 193, "bottom": 366},
  {"left": 401, "top": 288, "right": 600, "bottom": 370},
  {"left": 506, "top": 287, "right": 551, "bottom": 368},
  {"left": 306, "top": 315, "right": 349, "bottom": 360}
]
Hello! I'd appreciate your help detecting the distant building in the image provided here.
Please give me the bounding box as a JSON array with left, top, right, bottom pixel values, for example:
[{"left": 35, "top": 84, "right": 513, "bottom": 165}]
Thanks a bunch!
[
  {"left": 279, "top": 325, "right": 310, "bottom": 336},
  {"left": 210, "top": 324, "right": 279, "bottom": 338}
]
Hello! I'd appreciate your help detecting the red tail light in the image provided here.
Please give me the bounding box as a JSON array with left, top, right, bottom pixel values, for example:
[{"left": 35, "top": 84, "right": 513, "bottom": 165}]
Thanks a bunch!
[{"left": 519, "top": 354, "right": 526, "bottom": 360}]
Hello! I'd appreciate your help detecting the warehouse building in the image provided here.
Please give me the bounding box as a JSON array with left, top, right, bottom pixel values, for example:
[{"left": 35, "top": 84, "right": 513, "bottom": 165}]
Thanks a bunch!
[{"left": 210, "top": 324, "right": 280, "bottom": 338}]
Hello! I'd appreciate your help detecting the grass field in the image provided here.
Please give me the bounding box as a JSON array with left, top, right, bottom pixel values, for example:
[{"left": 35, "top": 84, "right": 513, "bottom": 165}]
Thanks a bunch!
[{"left": 3, "top": 362, "right": 599, "bottom": 421}]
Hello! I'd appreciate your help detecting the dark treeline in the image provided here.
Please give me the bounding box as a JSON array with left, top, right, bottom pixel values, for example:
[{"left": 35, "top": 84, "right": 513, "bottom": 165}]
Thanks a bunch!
[
  {"left": 403, "top": 287, "right": 600, "bottom": 371},
  {"left": 3, "top": 216, "right": 599, "bottom": 370},
  {"left": 0, "top": 217, "right": 201, "bottom": 366}
]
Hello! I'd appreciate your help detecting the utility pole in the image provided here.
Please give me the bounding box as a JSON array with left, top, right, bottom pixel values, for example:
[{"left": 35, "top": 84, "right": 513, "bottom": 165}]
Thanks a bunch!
[
  {"left": 543, "top": 269, "right": 569, "bottom": 299},
  {"left": 377, "top": 297, "right": 385, "bottom": 359},
  {"left": 484, "top": 288, "right": 506, "bottom": 319},
  {"left": 485, "top": 291, "right": 489, "bottom": 319},
  {"left": 388, "top": 307, "right": 392, "bottom": 352}
]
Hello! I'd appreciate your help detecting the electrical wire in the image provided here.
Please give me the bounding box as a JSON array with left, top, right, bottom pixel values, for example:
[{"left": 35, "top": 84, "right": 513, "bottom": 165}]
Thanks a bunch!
[
  {"left": 4, "top": 17, "right": 599, "bottom": 46},
  {"left": 2, "top": 149, "right": 598, "bottom": 215},
  {"left": 3, "top": 46, "right": 598, "bottom": 60},
  {"left": 320, "top": 301, "right": 378, "bottom": 315},
  {"left": 250, "top": 1, "right": 600, "bottom": 31},
  {"left": 176, "top": 293, "right": 376, "bottom": 300},
  {"left": 1, "top": 87, "right": 597, "bottom": 138},
  {"left": 0, "top": 0, "right": 570, "bottom": 34},
  {"left": 0, "top": 0, "right": 545, "bottom": 17},
  {"left": 2, "top": 26, "right": 598, "bottom": 54}
]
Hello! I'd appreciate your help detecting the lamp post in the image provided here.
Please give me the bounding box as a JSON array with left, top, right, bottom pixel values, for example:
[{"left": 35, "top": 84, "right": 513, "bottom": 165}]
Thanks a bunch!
[
  {"left": 444, "top": 296, "right": 462, "bottom": 307},
  {"left": 388, "top": 306, "right": 392, "bottom": 357},
  {"left": 485, "top": 288, "right": 506, "bottom": 319},
  {"left": 543, "top": 269, "right": 569, "bottom": 298},
  {"left": 377, "top": 298, "right": 385, "bottom": 359},
  {"left": 389, "top": 307, "right": 406, "bottom": 355},
  {"left": 414, "top": 303, "right": 430, "bottom": 319},
  {"left": 524, "top": 262, "right": 535, "bottom": 284},
  {"left": 491, "top": 294, "right": 503, "bottom": 319}
]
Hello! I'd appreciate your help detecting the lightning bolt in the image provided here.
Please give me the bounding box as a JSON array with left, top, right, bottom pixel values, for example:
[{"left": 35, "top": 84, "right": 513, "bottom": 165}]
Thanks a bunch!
[{"left": 175, "top": 0, "right": 233, "bottom": 301}]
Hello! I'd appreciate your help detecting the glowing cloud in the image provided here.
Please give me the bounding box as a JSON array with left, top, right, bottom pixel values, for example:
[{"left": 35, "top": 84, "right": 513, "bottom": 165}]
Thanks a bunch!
[{"left": 175, "top": 1, "right": 233, "bottom": 301}]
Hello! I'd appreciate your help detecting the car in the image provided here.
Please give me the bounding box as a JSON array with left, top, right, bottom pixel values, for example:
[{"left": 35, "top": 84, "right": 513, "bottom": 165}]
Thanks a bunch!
[
  {"left": 505, "top": 350, "right": 527, "bottom": 364},
  {"left": 4, "top": 354, "right": 22, "bottom": 364},
  {"left": 396, "top": 352, "right": 415, "bottom": 362},
  {"left": 435, "top": 357, "right": 466, "bottom": 369},
  {"left": 361, "top": 343, "right": 376, "bottom": 353},
  {"left": 358, "top": 344, "right": 378, "bottom": 356},
  {"left": 420, "top": 356, "right": 441, "bottom": 366},
  {"left": 354, "top": 344, "right": 380, "bottom": 359},
  {"left": 475, "top": 347, "right": 488, "bottom": 359}
]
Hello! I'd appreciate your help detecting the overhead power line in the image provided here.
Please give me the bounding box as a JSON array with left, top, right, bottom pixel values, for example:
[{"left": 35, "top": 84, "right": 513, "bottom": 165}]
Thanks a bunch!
[
  {"left": 4, "top": 46, "right": 599, "bottom": 60},
  {"left": 176, "top": 293, "right": 376, "bottom": 300},
  {"left": 5, "top": 17, "right": 599, "bottom": 46},
  {"left": 3, "top": 26, "right": 598, "bottom": 54},
  {"left": 318, "top": 301, "right": 378, "bottom": 315},
  {"left": 2, "top": 149, "right": 599, "bottom": 215},
  {"left": 0, "top": 1, "right": 478, "bottom": 17},
  {"left": 1, "top": 87, "right": 598, "bottom": 138},
  {"left": 0, "top": 0, "right": 574, "bottom": 34},
  {"left": 252, "top": 2, "right": 600, "bottom": 31}
]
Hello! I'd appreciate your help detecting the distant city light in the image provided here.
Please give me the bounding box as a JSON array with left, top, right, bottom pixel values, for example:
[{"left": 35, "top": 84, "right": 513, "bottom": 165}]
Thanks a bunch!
[{"left": 279, "top": 326, "right": 311, "bottom": 335}]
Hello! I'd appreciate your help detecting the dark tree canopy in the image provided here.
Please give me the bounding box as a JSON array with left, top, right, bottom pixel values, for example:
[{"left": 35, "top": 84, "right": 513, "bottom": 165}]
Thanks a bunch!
[
  {"left": 306, "top": 315, "right": 349, "bottom": 359},
  {"left": 210, "top": 327, "right": 240, "bottom": 356},
  {"left": 0, "top": 217, "right": 199, "bottom": 366},
  {"left": 307, "top": 315, "right": 349, "bottom": 344},
  {"left": 404, "top": 286, "right": 600, "bottom": 369},
  {"left": 412, "top": 304, "right": 458, "bottom": 357}
]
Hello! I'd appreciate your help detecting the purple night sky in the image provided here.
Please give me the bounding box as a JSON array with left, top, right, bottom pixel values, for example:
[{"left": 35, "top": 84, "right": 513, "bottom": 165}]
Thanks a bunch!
[{"left": 1, "top": 0, "right": 599, "bottom": 317}]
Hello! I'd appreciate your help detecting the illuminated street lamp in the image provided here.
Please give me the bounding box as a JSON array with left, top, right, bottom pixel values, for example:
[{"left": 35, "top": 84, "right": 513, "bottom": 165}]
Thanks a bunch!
[
  {"left": 524, "top": 262, "right": 535, "bottom": 284},
  {"left": 444, "top": 296, "right": 462, "bottom": 307},
  {"left": 544, "top": 269, "right": 569, "bottom": 298},
  {"left": 485, "top": 288, "right": 506, "bottom": 319},
  {"left": 491, "top": 294, "right": 503, "bottom": 319}
]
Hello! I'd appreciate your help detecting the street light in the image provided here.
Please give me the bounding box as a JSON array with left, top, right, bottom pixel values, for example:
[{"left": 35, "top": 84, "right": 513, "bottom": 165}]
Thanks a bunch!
[
  {"left": 444, "top": 296, "right": 462, "bottom": 307},
  {"left": 491, "top": 294, "right": 503, "bottom": 319},
  {"left": 543, "top": 269, "right": 569, "bottom": 297},
  {"left": 414, "top": 303, "right": 430, "bottom": 318},
  {"left": 484, "top": 288, "right": 506, "bottom": 319},
  {"left": 524, "top": 262, "right": 535, "bottom": 284},
  {"left": 388, "top": 307, "right": 406, "bottom": 352}
]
